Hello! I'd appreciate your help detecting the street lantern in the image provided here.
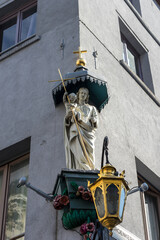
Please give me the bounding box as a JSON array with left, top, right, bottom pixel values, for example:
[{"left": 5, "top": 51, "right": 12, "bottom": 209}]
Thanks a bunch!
[{"left": 88, "top": 137, "right": 129, "bottom": 237}]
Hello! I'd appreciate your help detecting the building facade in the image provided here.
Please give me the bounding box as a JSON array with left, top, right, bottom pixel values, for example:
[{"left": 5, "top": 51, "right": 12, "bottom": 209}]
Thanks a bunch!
[{"left": 0, "top": 0, "right": 160, "bottom": 239}]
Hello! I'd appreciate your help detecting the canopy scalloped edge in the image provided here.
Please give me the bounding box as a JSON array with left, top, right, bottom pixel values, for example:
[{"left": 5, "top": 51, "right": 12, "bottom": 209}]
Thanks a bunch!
[{"left": 52, "top": 74, "right": 109, "bottom": 112}]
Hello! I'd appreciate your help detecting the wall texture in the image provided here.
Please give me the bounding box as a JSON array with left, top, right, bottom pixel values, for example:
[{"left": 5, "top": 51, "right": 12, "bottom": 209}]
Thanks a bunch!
[{"left": 0, "top": 0, "right": 160, "bottom": 239}]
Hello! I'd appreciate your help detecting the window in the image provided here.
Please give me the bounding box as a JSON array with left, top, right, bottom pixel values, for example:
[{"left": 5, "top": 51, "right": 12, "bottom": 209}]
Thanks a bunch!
[
  {"left": 0, "top": 154, "right": 29, "bottom": 240},
  {"left": 153, "top": 0, "right": 160, "bottom": 7},
  {"left": 121, "top": 34, "right": 142, "bottom": 79},
  {"left": 138, "top": 176, "right": 160, "bottom": 240},
  {"left": 0, "top": 1, "right": 37, "bottom": 52},
  {"left": 119, "top": 17, "right": 155, "bottom": 93}
]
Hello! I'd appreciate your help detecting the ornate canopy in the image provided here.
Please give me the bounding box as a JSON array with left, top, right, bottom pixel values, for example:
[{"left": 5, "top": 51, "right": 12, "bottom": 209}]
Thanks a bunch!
[{"left": 52, "top": 67, "right": 109, "bottom": 112}]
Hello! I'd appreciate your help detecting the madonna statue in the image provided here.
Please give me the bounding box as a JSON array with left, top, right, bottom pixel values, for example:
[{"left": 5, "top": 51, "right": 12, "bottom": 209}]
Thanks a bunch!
[{"left": 63, "top": 87, "right": 98, "bottom": 170}]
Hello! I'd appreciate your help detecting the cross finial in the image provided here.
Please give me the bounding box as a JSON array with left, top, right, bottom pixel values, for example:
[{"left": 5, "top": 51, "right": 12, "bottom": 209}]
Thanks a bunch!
[{"left": 73, "top": 46, "right": 87, "bottom": 67}]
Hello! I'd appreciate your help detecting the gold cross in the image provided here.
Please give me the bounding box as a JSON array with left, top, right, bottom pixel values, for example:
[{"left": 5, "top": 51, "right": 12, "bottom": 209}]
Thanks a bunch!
[{"left": 73, "top": 47, "right": 87, "bottom": 58}]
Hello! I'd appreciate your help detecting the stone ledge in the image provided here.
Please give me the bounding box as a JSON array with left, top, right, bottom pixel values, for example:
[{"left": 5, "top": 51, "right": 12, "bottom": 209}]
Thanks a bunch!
[
  {"left": 113, "top": 225, "right": 141, "bottom": 240},
  {"left": 0, "top": 34, "right": 40, "bottom": 61}
]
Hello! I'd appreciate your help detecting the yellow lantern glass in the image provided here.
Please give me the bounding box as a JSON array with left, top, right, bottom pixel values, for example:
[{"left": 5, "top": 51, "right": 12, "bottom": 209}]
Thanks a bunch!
[{"left": 88, "top": 163, "right": 129, "bottom": 236}]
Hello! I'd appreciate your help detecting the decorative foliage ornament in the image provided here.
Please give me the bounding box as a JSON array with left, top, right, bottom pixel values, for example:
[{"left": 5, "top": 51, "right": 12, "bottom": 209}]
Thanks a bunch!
[{"left": 80, "top": 218, "right": 95, "bottom": 240}]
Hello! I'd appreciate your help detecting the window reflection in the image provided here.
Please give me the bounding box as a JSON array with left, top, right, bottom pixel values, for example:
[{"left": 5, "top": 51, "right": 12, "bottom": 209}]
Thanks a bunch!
[
  {"left": 0, "top": 170, "right": 3, "bottom": 191},
  {"left": 119, "top": 188, "right": 125, "bottom": 218},
  {"left": 5, "top": 159, "right": 29, "bottom": 240},
  {"left": 94, "top": 187, "right": 105, "bottom": 218},
  {"left": 127, "top": 49, "right": 137, "bottom": 74},
  {"left": 0, "top": 3, "right": 37, "bottom": 52},
  {"left": 145, "top": 193, "right": 160, "bottom": 240},
  {"left": 121, "top": 34, "right": 142, "bottom": 79},
  {"left": 107, "top": 184, "right": 119, "bottom": 215},
  {"left": 1, "top": 17, "right": 17, "bottom": 51},
  {"left": 21, "top": 6, "right": 37, "bottom": 42}
]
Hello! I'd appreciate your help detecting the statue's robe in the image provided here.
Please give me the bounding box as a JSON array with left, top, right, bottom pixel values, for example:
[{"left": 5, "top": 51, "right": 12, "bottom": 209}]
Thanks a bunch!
[{"left": 64, "top": 104, "right": 98, "bottom": 170}]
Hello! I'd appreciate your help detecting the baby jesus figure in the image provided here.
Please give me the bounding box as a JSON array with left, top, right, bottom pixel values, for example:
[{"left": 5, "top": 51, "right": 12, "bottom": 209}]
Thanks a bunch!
[{"left": 63, "top": 92, "right": 79, "bottom": 126}]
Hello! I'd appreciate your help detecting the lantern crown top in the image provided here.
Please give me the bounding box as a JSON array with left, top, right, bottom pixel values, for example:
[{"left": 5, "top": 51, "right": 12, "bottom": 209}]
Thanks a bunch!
[{"left": 98, "top": 163, "right": 116, "bottom": 177}]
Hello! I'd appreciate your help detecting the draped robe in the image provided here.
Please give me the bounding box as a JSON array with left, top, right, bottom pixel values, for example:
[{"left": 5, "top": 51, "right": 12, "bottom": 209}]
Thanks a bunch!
[{"left": 64, "top": 103, "right": 98, "bottom": 170}]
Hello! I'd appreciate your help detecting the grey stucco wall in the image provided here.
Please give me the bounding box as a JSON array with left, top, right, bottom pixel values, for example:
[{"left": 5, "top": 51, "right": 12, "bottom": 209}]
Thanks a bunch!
[
  {"left": 0, "top": 0, "right": 79, "bottom": 239},
  {"left": 140, "top": 0, "right": 160, "bottom": 40},
  {"left": 0, "top": 0, "right": 160, "bottom": 239}
]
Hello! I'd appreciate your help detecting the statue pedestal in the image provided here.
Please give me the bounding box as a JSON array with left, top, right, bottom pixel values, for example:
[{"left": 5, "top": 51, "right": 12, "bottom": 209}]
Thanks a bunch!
[{"left": 53, "top": 169, "right": 99, "bottom": 229}]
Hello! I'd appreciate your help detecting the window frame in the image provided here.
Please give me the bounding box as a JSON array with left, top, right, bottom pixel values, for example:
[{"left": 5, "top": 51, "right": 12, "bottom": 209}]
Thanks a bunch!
[
  {"left": 154, "top": 0, "right": 160, "bottom": 6},
  {"left": 138, "top": 175, "right": 160, "bottom": 240},
  {"left": 0, "top": 154, "right": 29, "bottom": 240},
  {"left": 0, "top": 0, "right": 37, "bottom": 53},
  {"left": 121, "top": 33, "right": 143, "bottom": 79}
]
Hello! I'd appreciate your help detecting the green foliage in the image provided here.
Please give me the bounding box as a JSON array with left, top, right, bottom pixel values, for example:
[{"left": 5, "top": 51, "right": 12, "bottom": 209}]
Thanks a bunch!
[
  {"left": 62, "top": 209, "right": 97, "bottom": 229},
  {"left": 70, "top": 182, "right": 78, "bottom": 192},
  {"left": 62, "top": 187, "right": 68, "bottom": 196},
  {"left": 69, "top": 193, "right": 75, "bottom": 199}
]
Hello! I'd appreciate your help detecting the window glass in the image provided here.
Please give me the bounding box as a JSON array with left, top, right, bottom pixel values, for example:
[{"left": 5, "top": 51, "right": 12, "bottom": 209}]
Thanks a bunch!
[
  {"left": 127, "top": 48, "right": 137, "bottom": 74},
  {"left": 94, "top": 187, "right": 105, "bottom": 218},
  {"left": 119, "top": 188, "right": 125, "bottom": 218},
  {"left": 5, "top": 158, "right": 29, "bottom": 240},
  {"left": 1, "top": 17, "right": 17, "bottom": 52},
  {"left": 21, "top": 6, "right": 37, "bottom": 42},
  {"left": 0, "top": 3, "right": 37, "bottom": 52},
  {"left": 0, "top": 170, "right": 4, "bottom": 208},
  {"left": 121, "top": 35, "right": 141, "bottom": 78},
  {"left": 107, "top": 184, "right": 119, "bottom": 215},
  {"left": 0, "top": 170, "right": 3, "bottom": 192},
  {"left": 145, "top": 193, "right": 160, "bottom": 240}
]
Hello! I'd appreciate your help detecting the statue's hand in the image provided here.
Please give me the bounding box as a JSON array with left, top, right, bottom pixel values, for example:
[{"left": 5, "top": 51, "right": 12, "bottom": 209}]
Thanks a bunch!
[
  {"left": 90, "top": 117, "right": 97, "bottom": 128},
  {"left": 76, "top": 112, "right": 82, "bottom": 122},
  {"left": 63, "top": 92, "right": 68, "bottom": 103}
]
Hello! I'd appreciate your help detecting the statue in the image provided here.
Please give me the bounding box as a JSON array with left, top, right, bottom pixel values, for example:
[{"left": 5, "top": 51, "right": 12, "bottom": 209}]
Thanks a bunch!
[{"left": 63, "top": 88, "right": 98, "bottom": 170}]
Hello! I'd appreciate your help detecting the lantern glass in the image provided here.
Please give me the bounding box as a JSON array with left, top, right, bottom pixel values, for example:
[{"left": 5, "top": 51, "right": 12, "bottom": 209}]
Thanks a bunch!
[
  {"left": 119, "top": 187, "right": 126, "bottom": 218},
  {"left": 107, "top": 184, "right": 119, "bottom": 215},
  {"left": 94, "top": 187, "right": 105, "bottom": 218}
]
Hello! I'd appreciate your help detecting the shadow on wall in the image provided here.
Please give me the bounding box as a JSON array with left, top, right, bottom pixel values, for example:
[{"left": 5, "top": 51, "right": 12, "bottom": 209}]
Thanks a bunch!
[{"left": 140, "top": 53, "right": 155, "bottom": 94}]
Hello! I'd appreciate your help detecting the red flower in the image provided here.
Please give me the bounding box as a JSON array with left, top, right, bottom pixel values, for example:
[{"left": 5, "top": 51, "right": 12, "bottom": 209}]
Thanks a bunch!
[
  {"left": 53, "top": 194, "right": 69, "bottom": 210},
  {"left": 83, "top": 233, "right": 92, "bottom": 240},
  {"left": 54, "top": 195, "right": 62, "bottom": 202},
  {"left": 53, "top": 201, "right": 63, "bottom": 210},
  {"left": 80, "top": 223, "right": 87, "bottom": 235},
  {"left": 78, "top": 186, "right": 85, "bottom": 193},
  {"left": 59, "top": 195, "right": 69, "bottom": 206},
  {"left": 86, "top": 222, "right": 95, "bottom": 232},
  {"left": 82, "top": 191, "right": 91, "bottom": 200}
]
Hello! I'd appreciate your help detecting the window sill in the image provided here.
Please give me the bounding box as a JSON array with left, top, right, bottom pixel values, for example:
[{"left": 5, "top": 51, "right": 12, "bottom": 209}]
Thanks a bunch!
[
  {"left": 120, "top": 60, "right": 160, "bottom": 107},
  {"left": 0, "top": 34, "right": 40, "bottom": 61}
]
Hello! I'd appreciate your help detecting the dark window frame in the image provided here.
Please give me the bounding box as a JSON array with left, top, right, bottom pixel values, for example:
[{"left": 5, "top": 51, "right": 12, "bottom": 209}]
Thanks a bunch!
[
  {"left": 0, "top": 154, "right": 29, "bottom": 240},
  {"left": 121, "top": 33, "right": 143, "bottom": 79},
  {"left": 154, "top": 0, "right": 160, "bottom": 6},
  {"left": 138, "top": 175, "right": 160, "bottom": 240},
  {"left": 0, "top": 0, "right": 37, "bottom": 52}
]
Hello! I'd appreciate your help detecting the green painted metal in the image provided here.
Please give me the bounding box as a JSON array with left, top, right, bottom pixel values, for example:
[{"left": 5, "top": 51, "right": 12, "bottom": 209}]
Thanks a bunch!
[
  {"left": 62, "top": 209, "right": 97, "bottom": 229},
  {"left": 52, "top": 75, "right": 109, "bottom": 112},
  {"left": 53, "top": 170, "right": 99, "bottom": 229}
]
